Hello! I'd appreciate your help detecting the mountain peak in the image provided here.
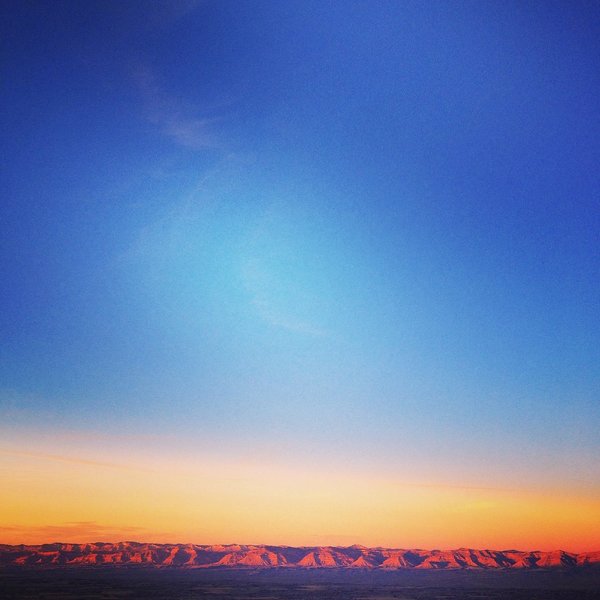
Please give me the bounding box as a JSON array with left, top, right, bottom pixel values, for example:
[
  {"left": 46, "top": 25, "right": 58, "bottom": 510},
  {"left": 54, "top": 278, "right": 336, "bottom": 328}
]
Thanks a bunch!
[{"left": 1, "top": 543, "right": 598, "bottom": 570}]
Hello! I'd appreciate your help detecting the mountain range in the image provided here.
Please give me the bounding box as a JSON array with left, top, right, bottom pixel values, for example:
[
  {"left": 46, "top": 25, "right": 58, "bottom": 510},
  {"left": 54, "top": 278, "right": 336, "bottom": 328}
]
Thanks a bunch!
[{"left": 1, "top": 543, "right": 599, "bottom": 569}]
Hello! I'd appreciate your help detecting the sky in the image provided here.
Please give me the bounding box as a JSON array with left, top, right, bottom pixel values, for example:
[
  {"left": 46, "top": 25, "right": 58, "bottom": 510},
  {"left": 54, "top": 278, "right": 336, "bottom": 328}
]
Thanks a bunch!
[{"left": 1, "top": 0, "right": 599, "bottom": 551}]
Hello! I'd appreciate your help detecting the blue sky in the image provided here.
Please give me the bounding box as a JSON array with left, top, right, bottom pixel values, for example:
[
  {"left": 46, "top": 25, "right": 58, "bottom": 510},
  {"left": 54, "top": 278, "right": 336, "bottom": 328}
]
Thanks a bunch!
[{"left": 1, "top": 0, "right": 599, "bottom": 523}]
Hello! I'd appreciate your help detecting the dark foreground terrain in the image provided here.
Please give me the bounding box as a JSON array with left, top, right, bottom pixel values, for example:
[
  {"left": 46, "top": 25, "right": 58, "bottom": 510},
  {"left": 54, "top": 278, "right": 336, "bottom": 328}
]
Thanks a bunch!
[{"left": 1, "top": 568, "right": 600, "bottom": 600}]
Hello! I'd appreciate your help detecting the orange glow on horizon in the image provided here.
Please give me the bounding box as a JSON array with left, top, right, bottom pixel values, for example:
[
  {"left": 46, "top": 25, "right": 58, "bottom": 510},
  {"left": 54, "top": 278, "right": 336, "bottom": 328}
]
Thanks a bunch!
[{"left": 1, "top": 446, "right": 599, "bottom": 552}]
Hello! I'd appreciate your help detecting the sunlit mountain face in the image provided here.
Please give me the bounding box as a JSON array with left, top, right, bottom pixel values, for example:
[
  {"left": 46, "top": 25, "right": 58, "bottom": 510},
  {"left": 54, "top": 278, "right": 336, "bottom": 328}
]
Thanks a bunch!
[
  {"left": 1, "top": 0, "right": 599, "bottom": 561},
  {"left": 2, "top": 543, "right": 600, "bottom": 570}
]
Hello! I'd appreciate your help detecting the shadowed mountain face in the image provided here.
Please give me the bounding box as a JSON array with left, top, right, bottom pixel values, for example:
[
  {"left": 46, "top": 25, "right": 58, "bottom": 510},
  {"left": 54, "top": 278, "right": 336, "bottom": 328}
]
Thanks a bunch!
[{"left": 1, "top": 544, "right": 599, "bottom": 569}]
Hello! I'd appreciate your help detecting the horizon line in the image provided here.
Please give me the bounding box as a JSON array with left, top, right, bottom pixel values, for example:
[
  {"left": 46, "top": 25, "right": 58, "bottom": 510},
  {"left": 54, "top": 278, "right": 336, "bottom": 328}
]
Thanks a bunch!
[{"left": 4, "top": 541, "right": 598, "bottom": 554}]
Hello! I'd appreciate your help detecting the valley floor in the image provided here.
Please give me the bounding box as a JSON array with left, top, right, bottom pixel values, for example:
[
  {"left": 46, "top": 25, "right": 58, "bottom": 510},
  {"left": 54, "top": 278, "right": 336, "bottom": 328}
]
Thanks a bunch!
[{"left": 1, "top": 568, "right": 600, "bottom": 600}]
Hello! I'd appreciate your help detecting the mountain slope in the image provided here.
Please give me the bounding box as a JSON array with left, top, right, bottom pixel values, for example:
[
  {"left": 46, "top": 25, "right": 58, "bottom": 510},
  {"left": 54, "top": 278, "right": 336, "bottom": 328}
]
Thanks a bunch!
[{"left": 1, "top": 543, "right": 599, "bottom": 569}]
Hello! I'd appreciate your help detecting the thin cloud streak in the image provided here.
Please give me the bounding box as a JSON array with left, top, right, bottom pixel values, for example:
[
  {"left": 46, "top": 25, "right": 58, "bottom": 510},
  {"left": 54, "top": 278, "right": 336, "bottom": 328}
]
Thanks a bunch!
[
  {"left": 0, "top": 521, "right": 151, "bottom": 544},
  {"left": 0, "top": 449, "right": 149, "bottom": 473},
  {"left": 242, "top": 256, "right": 328, "bottom": 337},
  {"left": 391, "top": 479, "right": 516, "bottom": 493},
  {"left": 240, "top": 203, "right": 330, "bottom": 337},
  {"left": 133, "top": 66, "right": 221, "bottom": 150}
]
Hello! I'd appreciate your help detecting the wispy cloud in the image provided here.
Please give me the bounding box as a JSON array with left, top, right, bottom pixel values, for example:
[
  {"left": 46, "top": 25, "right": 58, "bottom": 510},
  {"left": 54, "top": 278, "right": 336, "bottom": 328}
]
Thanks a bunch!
[
  {"left": 0, "top": 521, "right": 148, "bottom": 544},
  {"left": 133, "top": 66, "right": 221, "bottom": 150},
  {"left": 391, "top": 479, "right": 514, "bottom": 493},
  {"left": 240, "top": 203, "right": 330, "bottom": 337},
  {"left": 150, "top": 0, "right": 204, "bottom": 24},
  {"left": 241, "top": 256, "right": 327, "bottom": 337},
  {"left": 0, "top": 448, "right": 148, "bottom": 472}
]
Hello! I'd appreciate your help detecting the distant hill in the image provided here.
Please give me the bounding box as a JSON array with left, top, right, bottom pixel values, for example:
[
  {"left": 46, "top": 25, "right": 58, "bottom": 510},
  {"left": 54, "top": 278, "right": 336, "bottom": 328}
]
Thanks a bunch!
[{"left": 1, "top": 543, "right": 599, "bottom": 569}]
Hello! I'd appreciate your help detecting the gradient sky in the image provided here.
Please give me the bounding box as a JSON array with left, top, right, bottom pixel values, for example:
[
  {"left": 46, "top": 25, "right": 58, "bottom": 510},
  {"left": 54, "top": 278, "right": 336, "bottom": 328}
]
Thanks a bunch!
[{"left": 1, "top": 0, "right": 599, "bottom": 551}]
